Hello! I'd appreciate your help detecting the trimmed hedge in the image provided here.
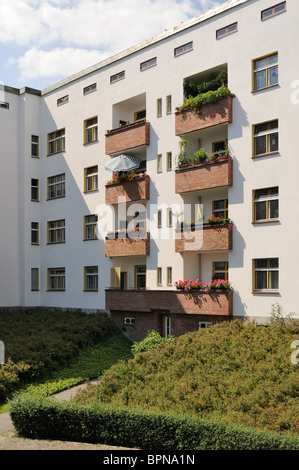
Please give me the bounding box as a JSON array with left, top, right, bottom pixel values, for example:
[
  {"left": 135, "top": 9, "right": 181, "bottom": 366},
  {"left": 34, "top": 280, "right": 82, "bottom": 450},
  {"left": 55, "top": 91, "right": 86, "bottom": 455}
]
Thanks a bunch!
[{"left": 9, "top": 395, "right": 299, "bottom": 450}]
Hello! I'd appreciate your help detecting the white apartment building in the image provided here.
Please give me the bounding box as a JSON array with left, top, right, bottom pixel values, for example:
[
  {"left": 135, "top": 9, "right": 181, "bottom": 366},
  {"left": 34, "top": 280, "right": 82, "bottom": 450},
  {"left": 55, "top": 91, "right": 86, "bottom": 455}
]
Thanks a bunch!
[{"left": 0, "top": 0, "right": 298, "bottom": 340}]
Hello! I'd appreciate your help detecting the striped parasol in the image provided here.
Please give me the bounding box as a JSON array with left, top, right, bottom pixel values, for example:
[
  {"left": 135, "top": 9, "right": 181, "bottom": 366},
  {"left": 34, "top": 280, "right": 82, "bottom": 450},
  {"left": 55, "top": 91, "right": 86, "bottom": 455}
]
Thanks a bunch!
[{"left": 105, "top": 154, "right": 141, "bottom": 172}]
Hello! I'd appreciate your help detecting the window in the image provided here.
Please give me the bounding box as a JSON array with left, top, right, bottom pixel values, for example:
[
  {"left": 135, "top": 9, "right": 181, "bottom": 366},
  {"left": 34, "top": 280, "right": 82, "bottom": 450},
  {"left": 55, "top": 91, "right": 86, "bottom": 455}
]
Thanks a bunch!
[
  {"left": 213, "top": 200, "right": 228, "bottom": 219},
  {"left": 47, "top": 173, "right": 65, "bottom": 200},
  {"left": 31, "top": 222, "right": 39, "bottom": 245},
  {"left": 110, "top": 71, "right": 125, "bottom": 83},
  {"left": 253, "top": 187, "right": 279, "bottom": 222},
  {"left": 31, "top": 268, "right": 39, "bottom": 291},
  {"left": 174, "top": 41, "right": 193, "bottom": 57},
  {"left": 261, "top": 2, "right": 286, "bottom": 20},
  {"left": 157, "top": 98, "right": 162, "bottom": 117},
  {"left": 31, "top": 135, "right": 39, "bottom": 158},
  {"left": 167, "top": 208, "right": 173, "bottom": 228},
  {"left": 157, "top": 209, "right": 162, "bottom": 228},
  {"left": 84, "top": 116, "right": 98, "bottom": 144},
  {"left": 213, "top": 261, "right": 229, "bottom": 281},
  {"left": 124, "top": 317, "right": 135, "bottom": 325},
  {"left": 157, "top": 154, "right": 162, "bottom": 173},
  {"left": 83, "top": 83, "right": 97, "bottom": 95},
  {"left": 253, "top": 120, "right": 278, "bottom": 157},
  {"left": 157, "top": 267, "right": 162, "bottom": 286},
  {"left": 135, "top": 265, "right": 146, "bottom": 289},
  {"left": 48, "top": 268, "right": 65, "bottom": 291},
  {"left": 253, "top": 53, "right": 278, "bottom": 91},
  {"left": 84, "top": 266, "right": 98, "bottom": 291},
  {"left": 199, "top": 322, "right": 212, "bottom": 329},
  {"left": 212, "top": 140, "right": 226, "bottom": 157},
  {"left": 166, "top": 95, "right": 172, "bottom": 114},
  {"left": 216, "top": 22, "right": 237, "bottom": 39},
  {"left": 0, "top": 101, "right": 9, "bottom": 109},
  {"left": 253, "top": 258, "right": 279, "bottom": 292},
  {"left": 57, "top": 95, "right": 68, "bottom": 106},
  {"left": 84, "top": 214, "right": 98, "bottom": 240},
  {"left": 31, "top": 178, "right": 39, "bottom": 201},
  {"left": 84, "top": 166, "right": 98, "bottom": 192},
  {"left": 48, "top": 129, "right": 65, "bottom": 155},
  {"left": 140, "top": 57, "right": 157, "bottom": 71},
  {"left": 167, "top": 267, "right": 172, "bottom": 286},
  {"left": 47, "top": 219, "right": 65, "bottom": 244},
  {"left": 167, "top": 152, "right": 172, "bottom": 171},
  {"left": 134, "top": 110, "right": 146, "bottom": 122}
]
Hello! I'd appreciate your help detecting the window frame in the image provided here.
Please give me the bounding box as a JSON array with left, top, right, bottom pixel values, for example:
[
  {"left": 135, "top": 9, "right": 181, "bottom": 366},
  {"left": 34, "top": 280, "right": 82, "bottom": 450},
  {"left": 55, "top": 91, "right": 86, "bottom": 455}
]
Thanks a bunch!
[
  {"left": 261, "top": 2, "right": 286, "bottom": 20},
  {"left": 57, "top": 95, "right": 69, "bottom": 106},
  {"left": 31, "top": 178, "right": 39, "bottom": 202},
  {"left": 157, "top": 209, "right": 162, "bottom": 228},
  {"left": 216, "top": 22, "right": 238, "bottom": 39},
  {"left": 47, "top": 128, "right": 65, "bottom": 156},
  {"left": 84, "top": 165, "right": 98, "bottom": 192},
  {"left": 174, "top": 41, "right": 193, "bottom": 57},
  {"left": 213, "top": 261, "right": 229, "bottom": 281},
  {"left": 157, "top": 267, "right": 162, "bottom": 286},
  {"left": 253, "top": 258, "right": 279, "bottom": 293},
  {"left": 47, "top": 219, "right": 65, "bottom": 244},
  {"left": 83, "top": 83, "right": 97, "bottom": 95},
  {"left": 110, "top": 71, "right": 125, "bottom": 84},
  {"left": 31, "top": 268, "right": 39, "bottom": 291},
  {"left": 47, "top": 173, "right": 65, "bottom": 200},
  {"left": 140, "top": 57, "right": 157, "bottom": 71},
  {"left": 84, "top": 266, "right": 98, "bottom": 291},
  {"left": 0, "top": 101, "right": 9, "bottom": 109},
  {"left": 84, "top": 214, "right": 98, "bottom": 240},
  {"left": 31, "top": 135, "right": 39, "bottom": 158},
  {"left": 124, "top": 317, "right": 135, "bottom": 325},
  {"left": 47, "top": 267, "right": 65, "bottom": 291},
  {"left": 84, "top": 116, "right": 98, "bottom": 144},
  {"left": 253, "top": 187, "right": 279, "bottom": 223},
  {"left": 157, "top": 98, "right": 162, "bottom": 117},
  {"left": 252, "top": 119, "right": 279, "bottom": 158},
  {"left": 213, "top": 199, "right": 228, "bottom": 219},
  {"left": 157, "top": 154, "right": 162, "bottom": 173},
  {"left": 166, "top": 95, "right": 172, "bottom": 114},
  {"left": 166, "top": 151, "right": 172, "bottom": 171},
  {"left": 167, "top": 267, "right": 172, "bottom": 286},
  {"left": 252, "top": 52, "right": 278, "bottom": 92},
  {"left": 31, "top": 222, "right": 39, "bottom": 245}
]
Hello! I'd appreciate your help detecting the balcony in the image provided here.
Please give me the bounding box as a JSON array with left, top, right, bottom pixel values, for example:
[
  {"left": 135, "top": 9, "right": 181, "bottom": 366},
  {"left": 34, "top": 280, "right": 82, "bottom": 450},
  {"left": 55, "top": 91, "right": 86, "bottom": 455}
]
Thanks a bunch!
[
  {"left": 105, "top": 288, "right": 232, "bottom": 316},
  {"left": 105, "top": 231, "right": 150, "bottom": 257},
  {"left": 175, "top": 223, "right": 233, "bottom": 253},
  {"left": 105, "top": 174, "right": 150, "bottom": 205},
  {"left": 105, "top": 121, "right": 150, "bottom": 155},
  {"left": 175, "top": 96, "right": 233, "bottom": 136},
  {"left": 175, "top": 156, "right": 233, "bottom": 194}
]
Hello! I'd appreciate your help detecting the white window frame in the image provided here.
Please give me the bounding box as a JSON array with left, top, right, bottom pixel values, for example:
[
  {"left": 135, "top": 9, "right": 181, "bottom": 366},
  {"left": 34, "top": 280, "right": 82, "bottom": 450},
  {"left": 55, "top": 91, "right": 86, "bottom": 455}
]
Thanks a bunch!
[
  {"left": 48, "top": 173, "right": 65, "bottom": 200},
  {"left": 261, "top": 2, "right": 286, "bottom": 20},
  {"left": 253, "top": 52, "right": 278, "bottom": 91},
  {"left": 57, "top": 95, "right": 69, "bottom": 106},
  {"left": 216, "top": 22, "right": 238, "bottom": 39},
  {"left": 48, "top": 128, "right": 65, "bottom": 155},
  {"left": 48, "top": 219, "right": 65, "bottom": 244},
  {"left": 110, "top": 71, "right": 125, "bottom": 84},
  {"left": 140, "top": 57, "right": 157, "bottom": 71},
  {"left": 83, "top": 83, "right": 97, "bottom": 95},
  {"left": 253, "top": 120, "right": 279, "bottom": 157}
]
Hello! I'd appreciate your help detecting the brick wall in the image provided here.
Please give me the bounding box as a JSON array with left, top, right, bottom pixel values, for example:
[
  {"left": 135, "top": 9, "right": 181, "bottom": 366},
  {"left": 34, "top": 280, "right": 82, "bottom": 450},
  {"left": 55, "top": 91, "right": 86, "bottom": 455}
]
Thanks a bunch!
[
  {"left": 175, "top": 156, "right": 233, "bottom": 193},
  {"left": 105, "top": 175, "right": 150, "bottom": 204},
  {"left": 175, "top": 96, "right": 233, "bottom": 135},
  {"left": 105, "top": 121, "right": 150, "bottom": 155},
  {"left": 175, "top": 223, "right": 233, "bottom": 253},
  {"left": 105, "top": 232, "right": 150, "bottom": 257},
  {"left": 106, "top": 288, "right": 233, "bottom": 315}
]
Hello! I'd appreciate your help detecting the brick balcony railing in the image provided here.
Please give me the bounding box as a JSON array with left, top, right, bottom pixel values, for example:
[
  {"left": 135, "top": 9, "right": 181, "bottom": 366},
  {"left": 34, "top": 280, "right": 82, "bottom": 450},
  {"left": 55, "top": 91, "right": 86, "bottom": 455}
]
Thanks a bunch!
[
  {"left": 105, "top": 232, "right": 150, "bottom": 257},
  {"left": 105, "top": 175, "right": 150, "bottom": 205},
  {"left": 105, "top": 288, "right": 233, "bottom": 316},
  {"left": 175, "top": 223, "right": 233, "bottom": 253},
  {"left": 175, "top": 156, "right": 233, "bottom": 193},
  {"left": 105, "top": 121, "right": 150, "bottom": 155},
  {"left": 175, "top": 96, "right": 233, "bottom": 136}
]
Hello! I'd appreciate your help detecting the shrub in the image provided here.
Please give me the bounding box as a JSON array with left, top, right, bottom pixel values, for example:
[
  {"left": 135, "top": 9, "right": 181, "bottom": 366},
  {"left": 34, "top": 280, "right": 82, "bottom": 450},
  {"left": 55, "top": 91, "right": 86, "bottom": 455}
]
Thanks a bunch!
[
  {"left": 0, "top": 360, "right": 33, "bottom": 401},
  {"left": 9, "top": 395, "right": 299, "bottom": 450},
  {"left": 131, "top": 330, "right": 175, "bottom": 356}
]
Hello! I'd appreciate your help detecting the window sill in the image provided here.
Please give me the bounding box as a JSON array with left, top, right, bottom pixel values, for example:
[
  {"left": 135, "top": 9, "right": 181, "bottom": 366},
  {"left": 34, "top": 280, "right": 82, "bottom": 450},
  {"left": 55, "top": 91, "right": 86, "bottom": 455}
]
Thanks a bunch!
[
  {"left": 252, "top": 151, "right": 279, "bottom": 160},
  {"left": 83, "top": 290, "right": 98, "bottom": 292},
  {"left": 83, "top": 189, "right": 99, "bottom": 194},
  {"left": 47, "top": 290, "right": 65, "bottom": 292},
  {"left": 47, "top": 151, "right": 65, "bottom": 157},
  {"left": 251, "top": 84, "right": 279, "bottom": 93},
  {"left": 46, "top": 242, "right": 65, "bottom": 245},
  {"left": 252, "top": 291, "right": 280, "bottom": 295},
  {"left": 252, "top": 219, "right": 279, "bottom": 225},
  {"left": 83, "top": 140, "right": 98, "bottom": 146},
  {"left": 47, "top": 196, "right": 66, "bottom": 201},
  {"left": 83, "top": 238, "right": 98, "bottom": 242}
]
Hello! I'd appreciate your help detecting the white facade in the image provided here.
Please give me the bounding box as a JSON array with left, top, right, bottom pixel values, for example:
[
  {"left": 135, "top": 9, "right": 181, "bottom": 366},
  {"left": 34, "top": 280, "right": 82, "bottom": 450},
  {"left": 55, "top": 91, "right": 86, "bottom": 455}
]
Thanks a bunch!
[{"left": 0, "top": 0, "right": 298, "bottom": 332}]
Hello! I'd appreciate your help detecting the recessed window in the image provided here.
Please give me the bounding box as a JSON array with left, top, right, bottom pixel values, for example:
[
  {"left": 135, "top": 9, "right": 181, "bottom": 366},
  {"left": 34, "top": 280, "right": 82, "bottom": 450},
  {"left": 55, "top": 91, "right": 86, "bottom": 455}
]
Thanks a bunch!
[
  {"left": 47, "top": 173, "right": 65, "bottom": 200},
  {"left": 83, "top": 83, "right": 97, "bottom": 95},
  {"left": 253, "top": 119, "right": 278, "bottom": 157},
  {"left": 213, "top": 200, "right": 228, "bottom": 219},
  {"left": 84, "top": 266, "right": 98, "bottom": 291},
  {"left": 48, "top": 268, "right": 65, "bottom": 291},
  {"left": 253, "top": 52, "right": 278, "bottom": 91},
  {"left": 31, "top": 178, "right": 39, "bottom": 201},
  {"left": 253, "top": 258, "right": 279, "bottom": 292},
  {"left": 157, "top": 98, "right": 162, "bottom": 117},
  {"left": 166, "top": 95, "right": 172, "bottom": 114},
  {"left": 124, "top": 317, "right": 135, "bottom": 325},
  {"left": 31, "top": 222, "right": 39, "bottom": 245},
  {"left": 31, "top": 135, "right": 39, "bottom": 158},
  {"left": 84, "top": 116, "right": 98, "bottom": 144},
  {"left": 261, "top": 2, "right": 286, "bottom": 20},
  {"left": 213, "top": 261, "right": 228, "bottom": 281},
  {"left": 31, "top": 268, "right": 39, "bottom": 291},
  {"left": 140, "top": 57, "right": 157, "bottom": 71},
  {"left": 0, "top": 102, "right": 9, "bottom": 109},
  {"left": 157, "top": 267, "right": 162, "bottom": 286},
  {"left": 84, "top": 166, "right": 98, "bottom": 192},
  {"left": 110, "top": 71, "right": 125, "bottom": 84},
  {"left": 84, "top": 214, "right": 98, "bottom": 240},
  {"left": 47, "top": 219, "right": 65, "bottom": 244},
  {"left": 134, "top": 109, "right": 146, "bottom": 122},
  {"left": 157, "top": 154, "right": 162, "bottom": 173},
  {"left": 253, "top": 187, "right": 279, "bottom": 222},
  {"left": 167, "top": 208, "right": 173, "bottom": 227},
  {"left": 174, "top": 41, "right": 193, "bottom": 57},
  {"left": 216, "top": 22, "right": 237, "bottom": 39},
  {"left": 166, "top": 152, "right": 172, "bottom": 171},
  {"left": 199, "top": 322, "right": 212, "bottom": 329},
  {"left": 57, "top": 95, "right": 68, "bottom": 106},
  {"left": 167, "top": 267, "right": 172, "bottom": 286},
  {"left": 48, "top": 128, "right": 65, "bottom": 155},
  {"left": 157, "top": 209, "right": 162, "bottom": 228}
]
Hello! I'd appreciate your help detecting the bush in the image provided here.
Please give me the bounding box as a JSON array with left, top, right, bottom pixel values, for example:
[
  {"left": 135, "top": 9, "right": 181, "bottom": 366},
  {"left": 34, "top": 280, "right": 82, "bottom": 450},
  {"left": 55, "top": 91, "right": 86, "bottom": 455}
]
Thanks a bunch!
[
  {"left": 0, "top": 360, "right": 33, "bottom": 401},
  {"left": 9, "top": 395, "right": 299, "bottom": 450},
  {"left": 131, "top": 330, "right": 175, "bottom": 356}
]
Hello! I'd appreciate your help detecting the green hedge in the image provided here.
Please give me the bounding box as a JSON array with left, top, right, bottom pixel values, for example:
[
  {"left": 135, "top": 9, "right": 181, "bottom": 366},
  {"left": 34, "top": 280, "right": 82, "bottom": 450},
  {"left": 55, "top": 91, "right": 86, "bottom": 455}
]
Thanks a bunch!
[{"left": 9, "top": 396, "right": 299, "bottom": 450}]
